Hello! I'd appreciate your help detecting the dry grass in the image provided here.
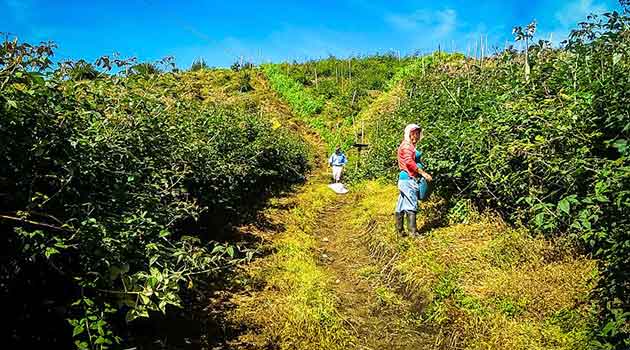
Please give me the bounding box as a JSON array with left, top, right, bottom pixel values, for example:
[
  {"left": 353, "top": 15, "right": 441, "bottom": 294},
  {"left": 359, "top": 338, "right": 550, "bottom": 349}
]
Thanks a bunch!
[{"left": 350, "top": 181, "right": 598, "bottom": 350}]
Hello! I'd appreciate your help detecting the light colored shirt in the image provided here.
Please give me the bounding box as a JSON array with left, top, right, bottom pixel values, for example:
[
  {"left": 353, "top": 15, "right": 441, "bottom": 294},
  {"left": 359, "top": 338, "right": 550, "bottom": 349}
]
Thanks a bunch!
[{"left": 328, "top": 152, "right": 348, "bottom": 166}]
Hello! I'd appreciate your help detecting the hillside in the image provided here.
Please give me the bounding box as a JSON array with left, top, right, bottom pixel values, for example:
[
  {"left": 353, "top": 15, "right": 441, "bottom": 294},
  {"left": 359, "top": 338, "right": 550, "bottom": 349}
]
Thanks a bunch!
[
  {"left": 1, "top": 5, "right": 628, "bottom": 350},
  {"left": 220, "top": 10, "right": 628, "bottom": 349}
]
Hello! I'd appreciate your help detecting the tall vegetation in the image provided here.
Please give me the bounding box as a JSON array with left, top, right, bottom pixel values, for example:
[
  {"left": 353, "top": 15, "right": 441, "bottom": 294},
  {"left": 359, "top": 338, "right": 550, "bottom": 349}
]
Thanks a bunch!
[
  {"left": 190, "top": 57, "right": 209, "bottom": 71},
  {"left": 0, "top": 38, "right": 309, "bottom": 348},
  {"left": 361, "top": 6, "right": 629, "bottom": 349},
  {"left": 263, "top": 54, "right": 411, "bottom": 152}
]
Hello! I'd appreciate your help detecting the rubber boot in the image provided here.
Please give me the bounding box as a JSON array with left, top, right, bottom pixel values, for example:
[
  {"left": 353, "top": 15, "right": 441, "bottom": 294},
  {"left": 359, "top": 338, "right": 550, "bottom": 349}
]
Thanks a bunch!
[
  {"left": 407, "top": 211, "right": 418, "bottom": 237},
  {"left": 395, "top": 212, "right": 405, "bottom": 236}
]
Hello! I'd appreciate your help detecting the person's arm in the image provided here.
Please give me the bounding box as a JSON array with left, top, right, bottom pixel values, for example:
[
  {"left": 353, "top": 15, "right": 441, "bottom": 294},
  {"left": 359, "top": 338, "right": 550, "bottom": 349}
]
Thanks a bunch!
[
  {"left": 401, "top": 147, "right": 433, "bottom": 181},
  {"left": 415, "top": 152, "right": 432, "bottom": 181},
  {"left": 341, "top": 154, "right": 348, "bottom": 165},
  {"left": 418, "top": 167, "right": 432, "bottom": 182}
]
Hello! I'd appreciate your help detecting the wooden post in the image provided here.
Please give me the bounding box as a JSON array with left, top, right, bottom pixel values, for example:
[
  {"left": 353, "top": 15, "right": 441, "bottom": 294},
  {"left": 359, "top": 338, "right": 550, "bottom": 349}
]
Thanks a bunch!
[
  {"left": 353, "top": 115, "right": 357, "bottom": 144},
  {"left": 485, "top": 34, "right": 489, "bottom": 57},
  {"left": 479, "top": 34, "right": 485, "bottom": 68},
  {"left": 348, "top": 59, "right": 352, "bottom": 81},
  {"left": 361, "top": 120, "right": 364, "bottom": 144}
]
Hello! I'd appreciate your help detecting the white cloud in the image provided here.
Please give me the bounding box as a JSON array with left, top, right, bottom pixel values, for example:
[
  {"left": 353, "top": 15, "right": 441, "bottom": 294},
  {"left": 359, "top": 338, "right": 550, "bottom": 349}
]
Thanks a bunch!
[
  {"left": 385, "top": 8, "right": 457, "bottom": 38},
  {"left": 555, "top": 0, "right": 607, "bottom": 27},
  {"left": 534, "top": 0, "right": 608, "bottom": 46},
  {"left": 435, "top": 9, "right": 457, "bottom": 37}
]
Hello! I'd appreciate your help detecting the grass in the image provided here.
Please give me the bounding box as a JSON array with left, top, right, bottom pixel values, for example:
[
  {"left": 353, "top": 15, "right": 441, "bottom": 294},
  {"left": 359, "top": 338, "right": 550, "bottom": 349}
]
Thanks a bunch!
[
  {"left": 228, "top": 178, "right": 598, "bottom": 349},
  {"left": 229, "top": 183, "right": 355, "bottom": 349},
  {"left": 349, "top": 180, "right": 599, "bottom": 350}
]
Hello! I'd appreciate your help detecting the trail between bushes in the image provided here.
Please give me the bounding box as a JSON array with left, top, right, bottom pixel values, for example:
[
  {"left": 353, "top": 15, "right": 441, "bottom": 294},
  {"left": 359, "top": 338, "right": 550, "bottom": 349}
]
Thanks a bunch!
[
  {"left": 221, "top": 71, "right": 597, "bottom": 350},
  {"left": 311, "top": 187, "right": 434, "bottom": 349},
  {"left": 227, "top": 168, "right": 435, "bottom": 349}
]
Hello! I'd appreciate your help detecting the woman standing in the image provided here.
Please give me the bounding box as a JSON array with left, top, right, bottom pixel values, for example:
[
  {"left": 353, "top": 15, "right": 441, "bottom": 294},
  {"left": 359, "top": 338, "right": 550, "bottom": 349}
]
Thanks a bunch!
[
  {"left": 328, "top": 146, "right": 348, "bottom": 184},
  {"left": 395, "top": 124, "right": 432, "bottom": 236}
]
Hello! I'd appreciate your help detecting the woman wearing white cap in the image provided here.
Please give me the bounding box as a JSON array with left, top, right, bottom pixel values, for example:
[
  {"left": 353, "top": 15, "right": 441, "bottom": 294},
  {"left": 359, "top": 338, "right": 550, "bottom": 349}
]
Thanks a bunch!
[{"left": 395, "top": 124, "right": 432, "bottom": 236}]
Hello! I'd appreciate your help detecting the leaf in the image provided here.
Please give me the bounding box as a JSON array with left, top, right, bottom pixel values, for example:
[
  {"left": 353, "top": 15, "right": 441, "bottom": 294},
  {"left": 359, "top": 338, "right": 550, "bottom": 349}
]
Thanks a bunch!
[
  {"left": 72, "top": 325, "right": 85, "bottom": 337},
  {"left": 601, "top": 320, "right": 617, "bottom": 336},
  {"left": 45, "top": 247, "right": 59, "bottom": 258},
  {"left": 226, "top": 246, "right": 235, "bottom": 258},
  {"left": 139, "top": 293, "right": 151, "bottom": 305},
  {"left": 558, "top": 198, "right": 570, "bottom": 215},
  {"left": 211, "top": 245, "right": 224, "bottom": 254},
  {"left": 149, "top": 255, "right": 158, "bottom": 266},
  {"left": 534, "top": 212, "right": 545, "bottom": 227}
]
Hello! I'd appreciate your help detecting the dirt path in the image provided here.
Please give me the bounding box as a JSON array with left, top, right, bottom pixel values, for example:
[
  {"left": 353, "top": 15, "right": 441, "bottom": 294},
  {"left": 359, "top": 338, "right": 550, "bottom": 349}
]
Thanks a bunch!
[
  {"left": 309, "top": 179, "right": 434, "bottom": 350},
  {"left": 224, "top": 71, "right": 434, "bottom": 349}
]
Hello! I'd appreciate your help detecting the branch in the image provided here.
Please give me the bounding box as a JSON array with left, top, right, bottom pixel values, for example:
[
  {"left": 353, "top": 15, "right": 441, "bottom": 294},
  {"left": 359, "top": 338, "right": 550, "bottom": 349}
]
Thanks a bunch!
[{"left": 0, "top": 214, "right": 73, "bottom": 233}]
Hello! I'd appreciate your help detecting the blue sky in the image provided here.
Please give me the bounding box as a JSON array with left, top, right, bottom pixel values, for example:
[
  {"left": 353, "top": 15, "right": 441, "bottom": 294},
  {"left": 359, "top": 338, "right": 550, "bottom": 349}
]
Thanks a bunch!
[{"left": 1, "top": 0, "right": 623, "bottom": 69}]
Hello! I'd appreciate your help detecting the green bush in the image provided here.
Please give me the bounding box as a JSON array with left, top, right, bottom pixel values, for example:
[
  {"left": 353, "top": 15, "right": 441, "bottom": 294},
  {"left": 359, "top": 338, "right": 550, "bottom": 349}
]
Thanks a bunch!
[
  {"left": 0, "top": 39, "right": 309, "bottom": 348},
  {"left": 262, "top": 63, "right": 324, "bottom": 118},
  {"left": 264, "top": 56, "right": 411, "bottom": 154},
  {"left": 363, "top": 8, "right": 629, "bottom": 349}
]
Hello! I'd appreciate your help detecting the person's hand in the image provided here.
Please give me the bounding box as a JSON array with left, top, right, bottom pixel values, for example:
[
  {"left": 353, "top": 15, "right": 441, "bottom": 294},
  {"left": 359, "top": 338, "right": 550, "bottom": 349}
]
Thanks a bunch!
[{"left": 423, "top": 173, "right": 433, "bottom": 182}]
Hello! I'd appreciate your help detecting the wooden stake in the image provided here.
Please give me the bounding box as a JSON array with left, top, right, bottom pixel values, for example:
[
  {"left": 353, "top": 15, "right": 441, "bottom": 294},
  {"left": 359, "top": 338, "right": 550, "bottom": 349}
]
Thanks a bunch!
[
  {"left": 482, "top": 35, "right": 486, "bottom": 68},
  {"left": 485, "top": 34, "right": 489, "bottom": 57},
  {"left": 361, "top": 120, "right": 364, "bottom": 144}
]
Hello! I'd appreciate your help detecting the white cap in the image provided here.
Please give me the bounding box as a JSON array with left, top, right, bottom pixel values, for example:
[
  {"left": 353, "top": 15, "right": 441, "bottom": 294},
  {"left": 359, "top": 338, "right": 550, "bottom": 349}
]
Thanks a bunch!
[{"left": 404, "top": 123, "right": 421, "bottom": 142}]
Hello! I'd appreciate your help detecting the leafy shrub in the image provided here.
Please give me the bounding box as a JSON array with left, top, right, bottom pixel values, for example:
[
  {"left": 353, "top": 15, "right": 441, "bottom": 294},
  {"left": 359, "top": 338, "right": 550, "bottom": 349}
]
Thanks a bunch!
[
  {"left": 362, "top": 7, "right": 629, "bottom": 348},
  {"left": 0, "top": 39, "right": 309, "bottom": 348},
  {"left": 263, "top": 64, "right": 324, "bottom": 118}
]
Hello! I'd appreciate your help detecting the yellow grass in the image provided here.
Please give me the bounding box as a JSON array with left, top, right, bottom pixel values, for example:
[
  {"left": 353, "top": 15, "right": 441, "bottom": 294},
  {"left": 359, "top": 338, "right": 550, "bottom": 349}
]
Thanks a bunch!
[
  {"left": 351, "top": 181, "right": 598, "bottom": 350},
  {"left": 230, "top": 183, "right": 355, "bottom": 349}
]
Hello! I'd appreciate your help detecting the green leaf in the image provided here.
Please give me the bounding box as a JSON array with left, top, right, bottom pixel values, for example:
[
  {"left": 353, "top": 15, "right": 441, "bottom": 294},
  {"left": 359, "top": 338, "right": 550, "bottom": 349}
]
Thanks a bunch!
[
  {"left": 139, "top": 293, "right": 151, "bottom": 305},
  {"left": 149, "top": 255, "right": 158, "bottom": 266},
  {"left": 226, "top": 246, "right": 235, "bottom": 258},
  {"left": 534, "top": 212, "right": 545, "bottom": 227},
  {"left": 44, "top": 247, "right": 59, "bottom": 258},
  {"left": 558, "top": 198, "right": 570, "bottom": 215},
  {"left": 601, "top": 320, "right": 617, "bottom": 336},
  {"left": 72, "top": 325, "right": 85, "bottom": 337},
  {"left": 75, "top": 340, "right": 89, "bottom": 350}
]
